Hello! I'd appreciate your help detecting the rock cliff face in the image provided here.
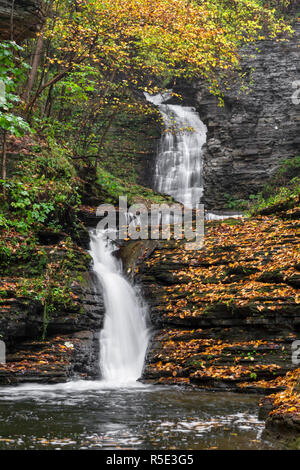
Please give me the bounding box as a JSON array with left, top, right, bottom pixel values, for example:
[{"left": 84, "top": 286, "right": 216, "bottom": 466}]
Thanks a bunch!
[
  {"left": 0, "top": 0, "right": 43, "bottom": 41},
  {"left": 131, "top": 201, "right": 300, "bottom": 396},
  {"left": 0, "top": 232, "right": 104, "bottom": 385},
  {"left": 171, "top": 23, "right": 300, "bottom": 210}
]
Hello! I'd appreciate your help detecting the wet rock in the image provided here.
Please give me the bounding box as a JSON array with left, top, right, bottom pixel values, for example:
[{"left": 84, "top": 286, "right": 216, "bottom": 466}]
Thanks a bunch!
[
  {"left": 286, "top": 274, "right": 300, "bottom": 289},
  {"left": 170, "top": 24, "right": 300, "bottom": 210},
  {"left": 0, "top": 331, "right": 100, "bottom": 385},
  {"left": 138, "top": 214, "right": 299, "bottom": 400},
  {"left": 71, "top": 330, "right": 100, "bottom": 379},
  {"left": 0, "top": 242, "right": 104, "bottom": 384},
  {"left": 265, "top": 413, "right": 300, "bottom": 435}
]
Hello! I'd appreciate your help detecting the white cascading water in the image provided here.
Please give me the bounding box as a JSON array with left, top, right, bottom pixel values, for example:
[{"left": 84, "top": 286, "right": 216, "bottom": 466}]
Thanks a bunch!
[
  {"left": 145, "top": 92, "right": 207, "bottom": 209},
  {"left": 89, "top": 229, "right": 150, "bottom": 385}
]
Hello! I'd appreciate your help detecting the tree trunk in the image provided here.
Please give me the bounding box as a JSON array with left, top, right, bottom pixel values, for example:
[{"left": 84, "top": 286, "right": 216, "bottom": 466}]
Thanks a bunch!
[
  {"left": 44, "top": 83, "right": 53, "bottom": 118},
  {"left": 95, "top": 108, "right": 119, "bottom": 169},
  {"left": 58, "top": 85, "right": 66, "bottom": 121},
  {"left": 10, "top": 0, "right": 15, "bottom": 41},
  {"left": 23, "top": 34, "right": 44, "bottom": 103}
]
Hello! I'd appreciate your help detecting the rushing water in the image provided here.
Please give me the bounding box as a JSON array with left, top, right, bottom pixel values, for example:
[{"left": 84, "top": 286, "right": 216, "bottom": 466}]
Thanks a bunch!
[
  {"left": 0, "top": 383, "right": 283, "bottom": 450},
  {"left": 145, "top": 92, "right": 207, "bottom": 208},
  {"left": 89, "top": 229, "right": 150, "bottom": 385}
]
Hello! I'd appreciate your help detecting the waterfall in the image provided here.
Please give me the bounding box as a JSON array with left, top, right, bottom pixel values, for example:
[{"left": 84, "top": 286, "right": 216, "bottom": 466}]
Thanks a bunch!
[
  {"left": 145, "top": 92, "right": 207, "bottom": 208},
  {"left": 89, "top": 229, "right": 150, "bottom": 386}
]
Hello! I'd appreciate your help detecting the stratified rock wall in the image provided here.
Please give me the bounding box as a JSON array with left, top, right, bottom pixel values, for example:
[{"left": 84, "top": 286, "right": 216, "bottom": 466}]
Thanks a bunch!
[
  {"left": 197, "top": 23, "right": 300, "bottom": 209},
  {"left": 0, "top": 0, "right": 44, "bottom": 41},
  {"left": 133, "top": 202, "right": 300, "bottom": 393},
  {"left": 167, "top": 24, "right": 300, "bottom": 210}
]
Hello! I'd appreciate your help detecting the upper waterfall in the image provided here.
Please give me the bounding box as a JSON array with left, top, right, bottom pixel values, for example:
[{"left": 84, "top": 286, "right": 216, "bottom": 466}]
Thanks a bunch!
[{"left": 145, "top": 92, "right": 207, "bottom": 209}]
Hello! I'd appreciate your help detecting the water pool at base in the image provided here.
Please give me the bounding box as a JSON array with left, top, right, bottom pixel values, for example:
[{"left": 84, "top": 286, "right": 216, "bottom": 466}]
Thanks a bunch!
[{"left": 0, "top": 383, "right": 283, "bottom": 450}]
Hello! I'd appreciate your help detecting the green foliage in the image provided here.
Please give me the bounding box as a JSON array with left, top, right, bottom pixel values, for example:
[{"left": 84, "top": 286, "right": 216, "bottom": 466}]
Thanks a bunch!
[
  {"left": 101, "top": 105, "right": 161, "bottom": 185},
  {"left": 223, "top": 193, "right": 249, "bottom": 211},
  {"left": 0, "top": 180, "right": 55, "bottom": 228},
  {"left": 0, "top": 232, "right": 90, "bottom": 339},
  {"left": 249, "top": 372, "right": 258, "bottom": 380},
  {"left": 97, "top": 167, "right": 126, "bottom": 203},
  {"left": 0, "top": 41, "right": 31, "bottom": 137},
  {"left": 248, "top": 157, "right": 300, "bottom": 214},
  {"left": 97, "top": 166, "right": 172, "bottom": 205},
  {"left": 58, "top": 65, "right": 98, "bottom": 105},
  {"left": 0, "top": 234, "right": 47, "bottom": 276},
  {"left": 249, "top": 178, "right": 300, "bottom": 213},
  {"left": 224, "top": 157, "right": 300, "bottom": 214},
  {"left": 262, "top": 156, "right": 300, "bottom": 193},
  {"left": 0, "top": 141, "right": 81, "bottom": 234}
]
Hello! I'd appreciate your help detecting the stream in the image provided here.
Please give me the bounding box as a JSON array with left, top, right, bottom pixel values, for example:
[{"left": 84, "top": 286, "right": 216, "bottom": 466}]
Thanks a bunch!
[{"left": 0, "top": 383, "right": 283, "bottom": 450}]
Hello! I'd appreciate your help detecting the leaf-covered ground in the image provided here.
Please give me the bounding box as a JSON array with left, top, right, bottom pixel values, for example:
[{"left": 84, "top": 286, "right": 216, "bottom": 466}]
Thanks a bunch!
[
  {"left": 0, "top": 335, "right": 76, "bottom": 385},
  {"left": 136, "top": 201, "right": 299, "bottom": 431}
]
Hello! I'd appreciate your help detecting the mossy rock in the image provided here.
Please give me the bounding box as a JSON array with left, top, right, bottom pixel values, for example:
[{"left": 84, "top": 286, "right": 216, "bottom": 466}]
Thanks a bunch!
[
  {"left": 257, "top": 270, "right": 284, "bottom": 284},
  {"left": 184, "top": 357, "right": 205, "bottom": 369},
  {"left": 226, "top": 266, "right": 258, "bottom": 276}
]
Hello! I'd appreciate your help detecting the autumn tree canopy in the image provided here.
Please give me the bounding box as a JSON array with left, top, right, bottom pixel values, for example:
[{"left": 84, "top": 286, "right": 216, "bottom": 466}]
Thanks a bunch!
[
  {"left": 0, "top": 0, "right": 293, "bottom": 170},
  {"left": 37, "top": 0, "right": 292, "bottom": 98}
]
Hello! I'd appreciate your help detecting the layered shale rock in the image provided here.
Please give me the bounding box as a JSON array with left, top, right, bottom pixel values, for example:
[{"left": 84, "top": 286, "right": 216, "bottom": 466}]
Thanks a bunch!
[
  {"left": 168, "top": 22, "right": 300, "bottom": 210},
  {"left": 0, "top": 0, "right": 44, "bottom": 41},
  {"left": 128, "top": 200, "right": 300, "bottom": 434},
  {"left": 0, "top": 233, "right": 104, "bottom": 384},
  {"left": 129, "top": 205, "right": 300, "bottom": 398}
]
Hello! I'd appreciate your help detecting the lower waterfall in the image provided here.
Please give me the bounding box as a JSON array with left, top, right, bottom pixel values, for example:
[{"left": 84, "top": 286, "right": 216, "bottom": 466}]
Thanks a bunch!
[{"left": 89, "top": 229, "right": 150, "bottom": 385}]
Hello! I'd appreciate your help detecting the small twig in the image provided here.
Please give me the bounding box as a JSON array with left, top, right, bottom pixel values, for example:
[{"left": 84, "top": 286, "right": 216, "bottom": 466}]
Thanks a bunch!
[{"left": 10, "top": 0, "right": 15, "bottom": 41}]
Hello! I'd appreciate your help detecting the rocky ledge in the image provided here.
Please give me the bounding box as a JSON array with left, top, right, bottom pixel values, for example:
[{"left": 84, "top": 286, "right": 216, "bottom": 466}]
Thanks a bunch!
[
  {"left": 129, "top": 200, "right": 300, "bottom": 434},
  {"left": 261, "top": 371, "right": 300, "bottom": 437},
  {"left": 0, "top": 230, "right": 104, "bottom": 384}
]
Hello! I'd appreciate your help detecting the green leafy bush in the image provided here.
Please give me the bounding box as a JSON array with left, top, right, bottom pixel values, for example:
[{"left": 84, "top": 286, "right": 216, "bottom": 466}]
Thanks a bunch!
[
  {"left": 0, "top": 141, "right": 81, "bottom": 234},
  {"left": 0, "top": 41, "right": 31, "bottom": 136},
  {"left": 97, "top": 166, "right": 172, "bottom": 206},
  {"left": 248, "top": 157, "right": 300, "bottom": 214}
]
